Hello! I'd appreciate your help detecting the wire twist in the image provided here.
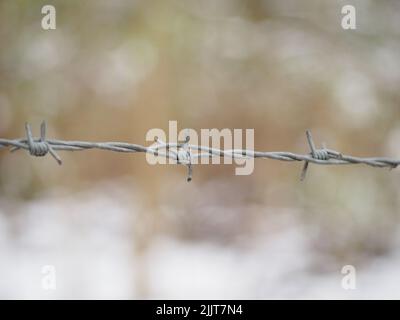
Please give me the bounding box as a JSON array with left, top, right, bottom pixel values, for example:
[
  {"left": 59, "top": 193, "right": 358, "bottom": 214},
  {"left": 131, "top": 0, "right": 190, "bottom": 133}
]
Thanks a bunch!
[
  {"left": 0, "top": 121, "right": 399, "bottom": 182},
  {"left": 9, "top": 122, "right": 62, "bottom": 165}
]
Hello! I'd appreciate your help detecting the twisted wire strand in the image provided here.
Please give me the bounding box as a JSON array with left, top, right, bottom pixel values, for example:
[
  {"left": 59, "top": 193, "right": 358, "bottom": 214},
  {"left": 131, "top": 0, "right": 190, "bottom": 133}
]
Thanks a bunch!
[{"left": 0, "top": 122, "right": 399, "bottom": 181}]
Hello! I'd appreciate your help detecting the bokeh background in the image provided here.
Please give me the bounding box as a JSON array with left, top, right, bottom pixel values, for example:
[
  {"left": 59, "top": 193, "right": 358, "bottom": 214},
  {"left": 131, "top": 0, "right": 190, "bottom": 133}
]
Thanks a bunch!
[{"left": 1, "top": 0, "right": 400, "bottom": 299}]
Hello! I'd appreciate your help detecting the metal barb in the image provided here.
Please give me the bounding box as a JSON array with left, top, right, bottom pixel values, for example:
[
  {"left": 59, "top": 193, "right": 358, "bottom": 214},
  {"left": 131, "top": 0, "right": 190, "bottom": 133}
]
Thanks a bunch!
[
  {"left": 187, "top": 147, "right": 193, "bottom": 182},
  {"left": 306, "top": 130, "right": 317, "bottom": 158},
  {"left": 300, "top": 130, "right": 313, "bottom": 181},
  {"left": 178, "top": 131, "right": 192, "bottom": 182},
  {"left": 300, "top": 130, "right": 330, "bottom": 181},
  {"left": 22, "top": 121, "right": 62, "bottom": 165}
]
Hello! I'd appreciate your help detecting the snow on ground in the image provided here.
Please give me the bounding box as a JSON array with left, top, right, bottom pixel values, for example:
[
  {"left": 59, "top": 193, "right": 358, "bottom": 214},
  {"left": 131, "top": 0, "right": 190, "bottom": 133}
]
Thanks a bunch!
[{"left": 0, "top": 182, "right": 400, "bottom": 299}]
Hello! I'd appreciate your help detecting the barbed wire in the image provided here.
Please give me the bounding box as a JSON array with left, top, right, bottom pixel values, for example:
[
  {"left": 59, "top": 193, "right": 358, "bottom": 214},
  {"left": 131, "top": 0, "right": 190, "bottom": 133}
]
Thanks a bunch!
[{"left": 0, "top": 121, "right": 399, "bottom": 182}]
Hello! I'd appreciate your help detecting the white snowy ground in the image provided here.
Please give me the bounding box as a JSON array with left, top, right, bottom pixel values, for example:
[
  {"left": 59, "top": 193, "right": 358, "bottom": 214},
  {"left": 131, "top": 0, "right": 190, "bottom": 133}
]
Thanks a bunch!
[{"left": 0, "top": 182, "right": 399, "bottom": 299}]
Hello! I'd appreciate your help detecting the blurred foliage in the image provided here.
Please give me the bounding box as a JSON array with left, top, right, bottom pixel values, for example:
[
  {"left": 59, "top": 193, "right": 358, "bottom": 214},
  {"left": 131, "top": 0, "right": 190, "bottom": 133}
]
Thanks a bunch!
[{"left": 1, "top": 0, "right": 400, "bottom": 271}]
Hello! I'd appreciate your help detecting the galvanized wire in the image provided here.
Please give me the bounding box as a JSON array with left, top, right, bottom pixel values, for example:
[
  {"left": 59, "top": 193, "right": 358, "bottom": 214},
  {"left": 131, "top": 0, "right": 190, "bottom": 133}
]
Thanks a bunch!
[{"left": 0, "top": 121, "right": 399, "bottom": 182}]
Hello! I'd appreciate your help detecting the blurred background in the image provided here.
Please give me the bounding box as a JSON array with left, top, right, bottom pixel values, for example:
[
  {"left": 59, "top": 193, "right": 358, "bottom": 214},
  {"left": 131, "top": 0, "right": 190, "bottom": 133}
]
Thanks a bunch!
[{"left": 1, "top": 0, "right": 400, "bottom": 299}]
